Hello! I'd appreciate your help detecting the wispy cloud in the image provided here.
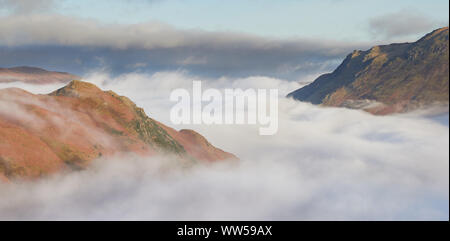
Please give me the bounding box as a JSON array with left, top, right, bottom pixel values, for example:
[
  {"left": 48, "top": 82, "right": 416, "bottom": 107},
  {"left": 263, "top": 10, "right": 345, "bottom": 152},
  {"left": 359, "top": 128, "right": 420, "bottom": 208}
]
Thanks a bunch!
[{"left": 368, "top": 10, "right": 447, "bottom": 40}]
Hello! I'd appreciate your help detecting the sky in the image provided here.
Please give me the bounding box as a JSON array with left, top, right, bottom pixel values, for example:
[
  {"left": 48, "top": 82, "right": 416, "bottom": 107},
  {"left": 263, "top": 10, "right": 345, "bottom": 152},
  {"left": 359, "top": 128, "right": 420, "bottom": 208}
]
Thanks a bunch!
[
  {"left": 1, "top": 0, "right": 448, "bottom": 41},
  {"left": 0, "top": 0, "right": 448, "bottom": 80}
]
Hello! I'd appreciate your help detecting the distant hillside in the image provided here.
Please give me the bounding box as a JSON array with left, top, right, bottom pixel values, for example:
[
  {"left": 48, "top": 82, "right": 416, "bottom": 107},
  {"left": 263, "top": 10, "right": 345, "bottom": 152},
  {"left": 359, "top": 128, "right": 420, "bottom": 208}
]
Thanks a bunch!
[
  {"left": 287, "top": 27, "right": 449, "bottom": 114},
  {"left": 0, "top": 80, "right": 236, "bottom": 182},
  {"left": 0, "top": 66, "right": 79, "bottom": 84}
]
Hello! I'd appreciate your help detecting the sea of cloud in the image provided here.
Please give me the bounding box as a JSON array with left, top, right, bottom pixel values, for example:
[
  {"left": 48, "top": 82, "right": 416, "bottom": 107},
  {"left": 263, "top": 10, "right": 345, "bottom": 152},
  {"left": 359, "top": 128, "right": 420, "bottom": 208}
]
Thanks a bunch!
[{"left": 0, "top": 72, "right": 448, "bottom": 220}]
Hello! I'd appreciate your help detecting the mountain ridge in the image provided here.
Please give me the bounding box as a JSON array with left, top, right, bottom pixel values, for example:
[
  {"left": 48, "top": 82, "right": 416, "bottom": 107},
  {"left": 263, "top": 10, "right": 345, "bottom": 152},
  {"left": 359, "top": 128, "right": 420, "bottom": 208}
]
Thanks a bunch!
[
  {"left": 0, "top": 66, "right": 80, "bottom": 84},
  {"left": 0, "top": 80, "right": 237, "bottom": 182},
  {"left": 287, "top": 27, "right": 449, "bottom": 114}
]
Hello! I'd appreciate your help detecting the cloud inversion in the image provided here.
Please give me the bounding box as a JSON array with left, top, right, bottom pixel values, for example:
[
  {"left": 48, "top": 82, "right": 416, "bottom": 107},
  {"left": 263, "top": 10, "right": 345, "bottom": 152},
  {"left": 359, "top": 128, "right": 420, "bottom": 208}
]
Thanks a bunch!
[{"left": 0, "top": 73, "right": 448, "bottom": 220}]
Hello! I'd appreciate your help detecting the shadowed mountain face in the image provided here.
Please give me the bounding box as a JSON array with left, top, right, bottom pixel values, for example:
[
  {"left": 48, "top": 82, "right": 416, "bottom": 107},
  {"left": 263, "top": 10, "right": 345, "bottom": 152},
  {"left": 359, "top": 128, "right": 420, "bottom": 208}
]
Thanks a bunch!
[
  {"left": 0, "top": 80, "right": 236, "bottom": 181},
  {"left": 288, "top": 27, "right": 449, "bottom": 115},
  {"left": 0, "top": 66, "right": 80, "bottom": 84}
]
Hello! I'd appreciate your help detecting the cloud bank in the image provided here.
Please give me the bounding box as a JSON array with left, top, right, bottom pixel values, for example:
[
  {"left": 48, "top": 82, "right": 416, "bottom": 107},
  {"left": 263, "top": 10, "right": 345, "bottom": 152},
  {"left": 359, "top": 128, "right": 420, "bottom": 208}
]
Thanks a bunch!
[
  {"left": 0, "top": 14, "right": 369, "bottom": 80},
  {"left": 0, "top": 0, "right": 55, "bottom": 14},
  {"left": 0, "top": 72, "right": 448, "bottom": 220},
  {"left": 0, "top": 14, "right": 366, "bottom": 52}
]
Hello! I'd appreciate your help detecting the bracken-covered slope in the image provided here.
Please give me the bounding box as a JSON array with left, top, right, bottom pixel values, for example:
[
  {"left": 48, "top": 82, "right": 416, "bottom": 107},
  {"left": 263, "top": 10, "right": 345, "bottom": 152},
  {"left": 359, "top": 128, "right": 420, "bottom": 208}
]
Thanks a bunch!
[
  {"left": 0, "top": 80, "right": 236, "bottom": 181},
  {"left": 0, "top": 66, "right": 80, "bottom": 84},
  {"left": 287, "top": 27, "right": 449, "bottom": 114}
]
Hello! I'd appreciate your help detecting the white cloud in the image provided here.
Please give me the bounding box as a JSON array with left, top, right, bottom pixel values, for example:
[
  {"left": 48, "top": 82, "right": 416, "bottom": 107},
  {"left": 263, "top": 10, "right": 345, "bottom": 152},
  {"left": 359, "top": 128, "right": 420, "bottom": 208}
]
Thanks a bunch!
[{"left": 0, "top": 72, "right": 448, "bottom": 220}]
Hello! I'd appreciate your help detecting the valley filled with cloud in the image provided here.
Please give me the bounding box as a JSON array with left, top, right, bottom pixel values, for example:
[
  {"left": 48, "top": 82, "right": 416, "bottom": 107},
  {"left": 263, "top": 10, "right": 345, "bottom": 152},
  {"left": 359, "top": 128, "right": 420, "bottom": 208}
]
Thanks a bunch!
[{"left": 0, "top": 73, "right": 448, "bottom": 220}]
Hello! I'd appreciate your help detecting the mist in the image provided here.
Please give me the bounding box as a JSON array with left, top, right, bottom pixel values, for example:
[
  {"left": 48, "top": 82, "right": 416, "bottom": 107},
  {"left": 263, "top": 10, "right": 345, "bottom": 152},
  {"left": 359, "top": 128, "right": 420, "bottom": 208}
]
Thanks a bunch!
[{"left": 0, "top": 72, "right": 448, "bottom": 220}]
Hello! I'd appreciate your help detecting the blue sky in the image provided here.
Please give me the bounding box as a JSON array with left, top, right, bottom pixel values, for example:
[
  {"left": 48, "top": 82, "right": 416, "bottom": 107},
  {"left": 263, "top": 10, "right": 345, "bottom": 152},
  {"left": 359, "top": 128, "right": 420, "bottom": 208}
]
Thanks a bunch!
[{"left": 51, "top": 0, "right": 449, "bottom": 41}]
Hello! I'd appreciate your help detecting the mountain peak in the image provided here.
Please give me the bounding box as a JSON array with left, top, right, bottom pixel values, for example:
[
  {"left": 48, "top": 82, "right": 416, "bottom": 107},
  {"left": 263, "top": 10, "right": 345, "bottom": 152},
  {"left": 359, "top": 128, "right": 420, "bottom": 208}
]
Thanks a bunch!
[
  {"left": 66, "top": 79, "right": 98, "bottom": 89},
  {"left": 422, "top": 26, "right": 449, "bottom": 40},
  {"left": 50, "top": 80, "right": 103, "bottom": 98}
]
